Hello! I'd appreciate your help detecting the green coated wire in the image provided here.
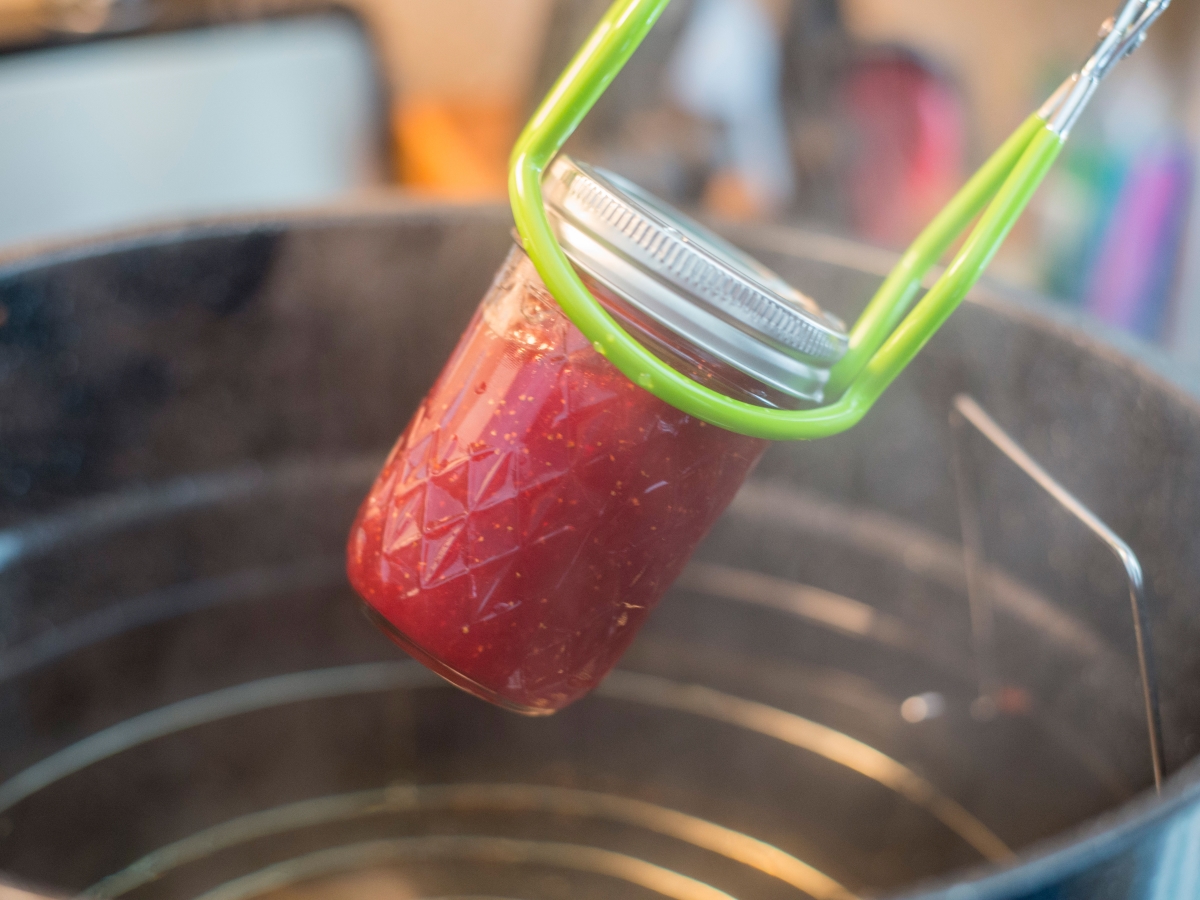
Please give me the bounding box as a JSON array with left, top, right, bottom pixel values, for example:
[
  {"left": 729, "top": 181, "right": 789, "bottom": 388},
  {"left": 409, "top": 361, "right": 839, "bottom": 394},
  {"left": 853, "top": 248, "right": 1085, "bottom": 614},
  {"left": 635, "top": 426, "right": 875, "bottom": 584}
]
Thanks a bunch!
[
  {"left": 510, "top": 0, "right": 1063, "bottom": 441},
  {"left": 824, "top": 113, "right": 1046, "bottom": 396}
]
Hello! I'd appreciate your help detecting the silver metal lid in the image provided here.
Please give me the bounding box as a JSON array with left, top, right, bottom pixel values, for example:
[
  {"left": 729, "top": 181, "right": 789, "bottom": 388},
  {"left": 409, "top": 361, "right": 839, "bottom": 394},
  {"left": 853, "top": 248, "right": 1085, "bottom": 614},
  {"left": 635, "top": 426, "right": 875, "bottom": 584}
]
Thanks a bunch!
[{"left": 543, "top": 155, "right": 848, "bottom": 403}]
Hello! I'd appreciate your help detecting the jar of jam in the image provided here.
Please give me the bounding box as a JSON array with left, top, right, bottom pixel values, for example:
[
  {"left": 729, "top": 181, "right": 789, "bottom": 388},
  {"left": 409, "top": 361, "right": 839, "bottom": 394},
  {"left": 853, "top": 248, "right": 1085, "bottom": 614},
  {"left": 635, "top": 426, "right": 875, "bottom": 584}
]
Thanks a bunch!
[{"left": 347, "top": 157, "right": 848, "bottom": 714}]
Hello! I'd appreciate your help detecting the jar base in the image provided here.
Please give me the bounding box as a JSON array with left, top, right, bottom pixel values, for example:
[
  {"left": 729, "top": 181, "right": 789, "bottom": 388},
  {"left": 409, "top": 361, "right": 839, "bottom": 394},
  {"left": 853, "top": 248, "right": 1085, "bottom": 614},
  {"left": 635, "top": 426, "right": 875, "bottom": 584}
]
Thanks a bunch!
[{"left": 360, "top": 602, "right": 559, "bottom": 717}]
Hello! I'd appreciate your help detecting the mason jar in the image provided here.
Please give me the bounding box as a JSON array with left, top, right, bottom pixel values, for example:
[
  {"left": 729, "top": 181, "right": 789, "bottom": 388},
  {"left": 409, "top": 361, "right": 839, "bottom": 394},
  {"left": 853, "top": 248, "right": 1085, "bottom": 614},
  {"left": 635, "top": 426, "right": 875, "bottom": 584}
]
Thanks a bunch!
[{"left": 347, "top": 156, "right": 848, "bottom": 714}]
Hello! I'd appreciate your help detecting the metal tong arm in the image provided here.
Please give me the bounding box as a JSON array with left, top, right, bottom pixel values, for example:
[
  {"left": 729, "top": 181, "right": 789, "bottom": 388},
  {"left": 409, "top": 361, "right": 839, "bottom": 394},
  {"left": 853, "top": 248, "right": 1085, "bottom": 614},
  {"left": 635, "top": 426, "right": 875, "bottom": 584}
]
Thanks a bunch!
[
  {"left": 827, "top": 0, "right": 1169, "bottom": 396},
  {"left": 1090, "top": 0, "right": 1171, "bottom": 81},
  {"left": 825, "top": 115, "right": 1052, "bottom": 396},
  {"left": 510, "top": 0, "right": 1161, "bottom": 440},
  {"left": 510, "top": 0, "right": 1057, "bottom": 439},
  {"left": 1048, "top": 0, "right": 1171, "bottom": 136}
]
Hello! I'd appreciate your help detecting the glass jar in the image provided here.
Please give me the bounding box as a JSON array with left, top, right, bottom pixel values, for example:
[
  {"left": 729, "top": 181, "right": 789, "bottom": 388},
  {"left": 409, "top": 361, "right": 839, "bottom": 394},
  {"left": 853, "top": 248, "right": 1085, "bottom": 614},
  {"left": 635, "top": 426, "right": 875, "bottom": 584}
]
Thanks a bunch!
[{"left": 347, "top": 157, "right": 848, "bottom": 714}]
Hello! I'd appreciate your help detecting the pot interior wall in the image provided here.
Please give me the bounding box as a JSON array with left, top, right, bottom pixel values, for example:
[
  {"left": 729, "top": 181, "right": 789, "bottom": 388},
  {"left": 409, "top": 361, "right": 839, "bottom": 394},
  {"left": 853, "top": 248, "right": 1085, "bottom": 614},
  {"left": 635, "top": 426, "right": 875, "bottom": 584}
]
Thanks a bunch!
[{"left": 0, "top": 208, "right": 1198, "bottom": 900}]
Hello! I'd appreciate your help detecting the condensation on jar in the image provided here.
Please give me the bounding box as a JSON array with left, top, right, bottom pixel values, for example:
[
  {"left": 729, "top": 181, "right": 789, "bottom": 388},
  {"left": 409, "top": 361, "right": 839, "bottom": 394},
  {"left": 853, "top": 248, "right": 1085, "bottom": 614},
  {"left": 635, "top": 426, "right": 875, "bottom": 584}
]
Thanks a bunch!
[{"left": 347, "top": 157, "right": 848, "bottom": 714}]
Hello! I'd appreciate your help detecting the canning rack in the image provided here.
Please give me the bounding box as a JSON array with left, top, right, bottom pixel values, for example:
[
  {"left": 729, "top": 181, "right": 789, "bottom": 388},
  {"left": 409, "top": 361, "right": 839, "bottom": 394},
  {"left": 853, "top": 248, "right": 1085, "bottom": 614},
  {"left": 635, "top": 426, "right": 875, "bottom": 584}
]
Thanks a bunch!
[
  {"left": 510, "top": 0, "right": 1171, "bottom": 441},
  {"left": 950, "top": 395, "right": 1166, "bottom": 792}
]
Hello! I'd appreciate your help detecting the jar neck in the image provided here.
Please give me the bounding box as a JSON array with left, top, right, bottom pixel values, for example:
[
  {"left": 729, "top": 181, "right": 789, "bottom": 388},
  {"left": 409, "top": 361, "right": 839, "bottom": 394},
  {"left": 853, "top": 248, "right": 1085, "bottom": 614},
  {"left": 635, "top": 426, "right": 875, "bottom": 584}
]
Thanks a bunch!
[{"left": 515, "top": 245, "right": 806, "bottom": 411}]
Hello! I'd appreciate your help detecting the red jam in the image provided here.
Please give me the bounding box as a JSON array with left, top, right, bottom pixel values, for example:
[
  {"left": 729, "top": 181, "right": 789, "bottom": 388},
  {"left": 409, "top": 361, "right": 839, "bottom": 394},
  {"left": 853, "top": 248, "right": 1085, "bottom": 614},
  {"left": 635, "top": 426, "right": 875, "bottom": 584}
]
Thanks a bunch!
[{"left": 348, "top": 247, "right": 770, "bottom": 714}]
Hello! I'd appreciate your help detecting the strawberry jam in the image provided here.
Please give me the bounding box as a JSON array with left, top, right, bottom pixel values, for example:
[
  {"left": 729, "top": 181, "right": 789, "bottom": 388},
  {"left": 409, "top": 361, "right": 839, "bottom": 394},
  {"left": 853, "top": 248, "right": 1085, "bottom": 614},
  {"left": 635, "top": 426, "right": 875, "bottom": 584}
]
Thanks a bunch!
[{"left": 348, "top": 247, "right": 771, "bottom": 714}]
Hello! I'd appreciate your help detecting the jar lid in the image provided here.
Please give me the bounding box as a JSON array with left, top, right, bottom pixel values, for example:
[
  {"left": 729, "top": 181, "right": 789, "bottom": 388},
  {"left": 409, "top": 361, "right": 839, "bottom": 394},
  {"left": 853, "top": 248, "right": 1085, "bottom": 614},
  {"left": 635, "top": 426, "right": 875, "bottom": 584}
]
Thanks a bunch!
[{"left": 542, "top": 156, "right": 849, "bottom": 403}]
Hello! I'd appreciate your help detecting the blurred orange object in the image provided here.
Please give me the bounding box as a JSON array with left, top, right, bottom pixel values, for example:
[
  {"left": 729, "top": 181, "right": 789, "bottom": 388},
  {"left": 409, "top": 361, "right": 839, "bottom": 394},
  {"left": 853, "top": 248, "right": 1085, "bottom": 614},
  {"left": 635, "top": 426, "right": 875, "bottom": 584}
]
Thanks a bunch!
[
  {"left": 395, "top": 97, "right": 516, "bottom": 199},
  {"left": 702, "top": 168, "right": 772, "bottom": 222},
  {"left": 360, "top": 0, "right": 552, "bottom": 199},
  {"left": 0, "top": 0, "right": 42, "bottom": 42}
]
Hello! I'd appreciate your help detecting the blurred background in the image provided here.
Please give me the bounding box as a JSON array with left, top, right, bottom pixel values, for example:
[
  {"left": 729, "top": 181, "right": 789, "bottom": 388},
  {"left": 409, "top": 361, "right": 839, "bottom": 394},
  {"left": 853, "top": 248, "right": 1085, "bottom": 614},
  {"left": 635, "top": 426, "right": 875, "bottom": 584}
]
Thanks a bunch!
[{"left": 0, "top": 0, "right": 1197, "bottom": 375}]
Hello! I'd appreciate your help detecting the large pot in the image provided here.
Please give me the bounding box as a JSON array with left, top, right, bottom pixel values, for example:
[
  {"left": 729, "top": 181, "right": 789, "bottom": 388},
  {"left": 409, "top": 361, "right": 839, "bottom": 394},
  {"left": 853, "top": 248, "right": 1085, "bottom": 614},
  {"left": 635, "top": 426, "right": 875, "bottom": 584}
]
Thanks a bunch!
[{"left": 0, "top": 204, "right": 1197, "bottom": 900}]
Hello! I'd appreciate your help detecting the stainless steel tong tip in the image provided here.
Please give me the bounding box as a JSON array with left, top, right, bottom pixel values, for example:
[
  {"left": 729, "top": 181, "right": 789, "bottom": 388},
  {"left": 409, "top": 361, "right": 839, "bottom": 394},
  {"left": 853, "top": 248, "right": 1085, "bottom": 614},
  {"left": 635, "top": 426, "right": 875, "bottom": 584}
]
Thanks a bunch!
[
  {"left": 1088, "top": 0, "right": 1171, "bottom": 80},
  {"left": 1046, "top": 0, "right": 1170, "bottom": 137}
]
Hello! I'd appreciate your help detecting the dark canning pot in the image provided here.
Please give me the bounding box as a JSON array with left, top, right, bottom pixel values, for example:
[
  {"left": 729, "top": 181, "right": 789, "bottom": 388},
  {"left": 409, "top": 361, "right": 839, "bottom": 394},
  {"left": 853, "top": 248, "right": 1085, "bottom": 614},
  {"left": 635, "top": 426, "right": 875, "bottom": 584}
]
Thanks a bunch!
[{"left": 0, "top": 204, "right": 1198, "bottom": 900}]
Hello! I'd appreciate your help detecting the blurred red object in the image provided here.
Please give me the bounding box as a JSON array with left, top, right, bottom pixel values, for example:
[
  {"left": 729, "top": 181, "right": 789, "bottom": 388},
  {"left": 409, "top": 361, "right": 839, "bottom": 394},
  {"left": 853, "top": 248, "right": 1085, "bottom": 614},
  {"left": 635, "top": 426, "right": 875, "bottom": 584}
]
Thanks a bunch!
[{"left": 839, "top": 52, "right": 966, "bottom": 248}]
